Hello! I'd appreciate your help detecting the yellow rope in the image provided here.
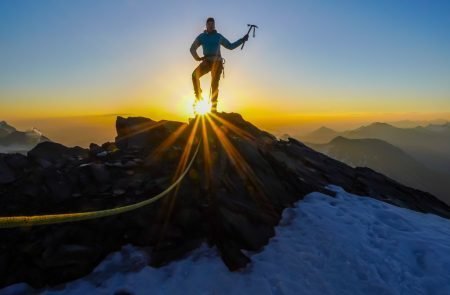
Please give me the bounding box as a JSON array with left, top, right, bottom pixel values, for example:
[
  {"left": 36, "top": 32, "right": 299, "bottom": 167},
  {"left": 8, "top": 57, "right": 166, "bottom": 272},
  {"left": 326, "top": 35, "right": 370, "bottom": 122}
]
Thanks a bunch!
[{"left": 0, "top": 141, "right": 201, "bottom": 229}]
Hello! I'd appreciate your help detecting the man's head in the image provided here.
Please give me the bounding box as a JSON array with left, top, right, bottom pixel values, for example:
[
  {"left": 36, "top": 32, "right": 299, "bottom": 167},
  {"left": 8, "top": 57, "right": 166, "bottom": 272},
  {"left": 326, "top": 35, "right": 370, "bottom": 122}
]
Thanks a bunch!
[{"left": 206, "top": 17, "right": 215, "bottom": 32}]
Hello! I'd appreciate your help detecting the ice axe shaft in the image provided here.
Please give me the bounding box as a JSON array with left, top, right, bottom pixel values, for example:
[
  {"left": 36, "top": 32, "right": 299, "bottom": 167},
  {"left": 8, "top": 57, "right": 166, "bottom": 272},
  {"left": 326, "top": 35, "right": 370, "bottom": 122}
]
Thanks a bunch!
[{"left": 241, "top": 24, "right": 258, "bottom": 50}]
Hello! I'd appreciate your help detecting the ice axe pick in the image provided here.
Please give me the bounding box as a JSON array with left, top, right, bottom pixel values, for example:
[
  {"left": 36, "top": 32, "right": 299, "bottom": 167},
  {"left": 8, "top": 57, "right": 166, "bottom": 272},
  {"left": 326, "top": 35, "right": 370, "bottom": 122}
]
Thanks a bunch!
[{"left": 241, "top": 24, "right": 258, "bottom": 50}]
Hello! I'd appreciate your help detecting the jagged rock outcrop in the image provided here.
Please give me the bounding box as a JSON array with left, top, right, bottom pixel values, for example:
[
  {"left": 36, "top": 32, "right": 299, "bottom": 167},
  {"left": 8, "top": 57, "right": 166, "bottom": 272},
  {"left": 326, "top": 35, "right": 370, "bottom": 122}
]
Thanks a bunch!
[{"left": 0, "top": 112, "right": 449, "bottom": 289}]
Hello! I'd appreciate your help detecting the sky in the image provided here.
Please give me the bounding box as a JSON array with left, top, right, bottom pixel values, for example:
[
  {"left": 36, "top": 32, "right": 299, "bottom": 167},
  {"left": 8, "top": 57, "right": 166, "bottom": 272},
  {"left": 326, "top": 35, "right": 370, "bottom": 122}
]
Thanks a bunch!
[{"left": 1, "top": 0, "right": 450, "bottom": 145}]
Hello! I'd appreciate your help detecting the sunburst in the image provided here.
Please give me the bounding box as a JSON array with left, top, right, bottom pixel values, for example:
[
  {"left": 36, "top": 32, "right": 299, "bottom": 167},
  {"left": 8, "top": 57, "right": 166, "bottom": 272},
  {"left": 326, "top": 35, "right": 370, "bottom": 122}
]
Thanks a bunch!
[
  {"left": 193, "top": 99, "right": 211, "bottom": 115},
  {"left": 155, "top": 112, "right": 278, "bottom": 244}
]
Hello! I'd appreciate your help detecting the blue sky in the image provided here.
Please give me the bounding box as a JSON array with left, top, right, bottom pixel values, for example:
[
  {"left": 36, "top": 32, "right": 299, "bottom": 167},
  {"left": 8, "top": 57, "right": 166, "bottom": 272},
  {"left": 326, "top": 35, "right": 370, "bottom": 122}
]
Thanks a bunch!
[{"left": 1, "top": 0, "right": 450, "bottom": 124}]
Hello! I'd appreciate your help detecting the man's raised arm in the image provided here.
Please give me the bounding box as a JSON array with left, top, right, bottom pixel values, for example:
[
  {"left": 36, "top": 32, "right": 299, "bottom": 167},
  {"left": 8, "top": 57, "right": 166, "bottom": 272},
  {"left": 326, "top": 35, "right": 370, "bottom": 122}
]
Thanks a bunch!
[{"left": 220, "top": 34, "right": 248, "bottom": 50}]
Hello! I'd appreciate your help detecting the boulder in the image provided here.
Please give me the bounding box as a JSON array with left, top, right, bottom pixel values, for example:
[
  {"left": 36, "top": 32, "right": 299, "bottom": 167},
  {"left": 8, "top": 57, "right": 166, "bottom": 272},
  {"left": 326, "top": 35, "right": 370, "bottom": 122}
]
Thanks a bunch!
[
  {"left": 0, "top": 156, "right": 15, "bottom": 184},
  {"left": 89, "top": 163, "right": 110, "bottom": 184},
  {"left": 115, "top": 116, "right": 186, "bottom": 151},
  {"left": 28, "top": 142, "right": 88, "bottom": 165},
  {"left": 42, "top": 168, "right": 73, "bottom": 201},
  {"left": 89, "top": 143, "right": 102, "bottom": 156}
]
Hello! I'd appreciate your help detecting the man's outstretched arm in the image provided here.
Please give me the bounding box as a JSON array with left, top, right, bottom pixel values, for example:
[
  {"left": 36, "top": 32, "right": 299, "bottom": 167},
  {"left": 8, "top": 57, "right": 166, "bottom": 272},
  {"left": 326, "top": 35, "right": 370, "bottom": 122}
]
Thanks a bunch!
[
  {"left": 190, "top": 38, "right": 202, "bottom": 61},
  {"left": 220, "top": 34, "right": 248, "bottom": 50}
]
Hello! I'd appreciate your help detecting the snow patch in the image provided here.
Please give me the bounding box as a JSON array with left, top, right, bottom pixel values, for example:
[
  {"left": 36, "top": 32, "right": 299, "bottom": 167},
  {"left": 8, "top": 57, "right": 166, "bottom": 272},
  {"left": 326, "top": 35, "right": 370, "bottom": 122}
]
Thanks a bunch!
[{"left": 3, "top": 186, "right": 450, "bottom": 295}]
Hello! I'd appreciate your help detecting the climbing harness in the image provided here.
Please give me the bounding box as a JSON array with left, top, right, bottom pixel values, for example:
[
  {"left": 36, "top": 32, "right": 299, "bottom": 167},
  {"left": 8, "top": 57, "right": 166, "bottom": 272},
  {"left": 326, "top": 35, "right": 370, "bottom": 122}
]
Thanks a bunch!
[{"left": 0, "top": 140, "right": 201, "bottom": 229}]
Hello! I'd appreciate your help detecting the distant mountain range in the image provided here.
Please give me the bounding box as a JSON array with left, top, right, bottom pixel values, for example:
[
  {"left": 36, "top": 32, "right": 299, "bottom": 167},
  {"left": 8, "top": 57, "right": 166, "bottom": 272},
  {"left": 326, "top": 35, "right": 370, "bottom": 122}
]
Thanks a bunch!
[
  {"left": 301, "top": 121, "right": 450, "bottom": 175},
  {"left": 387, "top": 119, "right": 449, "bottom": 128},
  {"left": 0, "top": 121, "right": 16, "bottom": 137},
  {"left": 0, "top": 121, "right": 49, "bottom": 153},
  {"left": 299, "top": 126, "right": 339, "bottom": 144},
  {"left": 308, "top": 136, "right": 450, "bottom": 204}
]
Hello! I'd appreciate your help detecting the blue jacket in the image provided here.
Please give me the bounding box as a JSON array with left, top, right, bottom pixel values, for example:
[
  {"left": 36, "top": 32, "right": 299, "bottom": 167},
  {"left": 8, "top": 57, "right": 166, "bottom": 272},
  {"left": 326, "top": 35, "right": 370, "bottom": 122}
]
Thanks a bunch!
[{"left": 190, "top": 30, "right": 244, "bottom": 61}]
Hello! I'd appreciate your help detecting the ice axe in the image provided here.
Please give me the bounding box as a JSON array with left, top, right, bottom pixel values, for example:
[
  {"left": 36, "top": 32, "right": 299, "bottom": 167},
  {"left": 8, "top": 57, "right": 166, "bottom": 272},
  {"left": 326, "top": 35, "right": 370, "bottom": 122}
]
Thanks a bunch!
[{"left": 241, "top": 24, "right": 258, "bottom": 50}]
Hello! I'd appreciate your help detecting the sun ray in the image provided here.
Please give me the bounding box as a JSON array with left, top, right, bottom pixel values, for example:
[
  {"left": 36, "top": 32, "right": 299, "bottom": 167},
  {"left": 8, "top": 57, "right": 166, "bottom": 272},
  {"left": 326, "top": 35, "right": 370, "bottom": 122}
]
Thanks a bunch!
[
  {"left": 171, "top": 116, "right": 200, "bottom": 182},
  {"left": 208, "top": 112, "right": 255, "bottom": 141},
  {"left": 145, "top": 123, "right": 188, "bottom": 163},
  {"left": 205, "top": 115, "right": 277, "bottom": 216},
  {"left": 201, "top": 115, "right": 213, "bottom": 191},
  {"left": 117, "top": 120, "right": 167, "bottom": 141},
  {"left": 193, "top": 99, "right": 211, "bottom": 116},
  {"left": 156, "top": 115, "right": 201, "bottom": 244}
]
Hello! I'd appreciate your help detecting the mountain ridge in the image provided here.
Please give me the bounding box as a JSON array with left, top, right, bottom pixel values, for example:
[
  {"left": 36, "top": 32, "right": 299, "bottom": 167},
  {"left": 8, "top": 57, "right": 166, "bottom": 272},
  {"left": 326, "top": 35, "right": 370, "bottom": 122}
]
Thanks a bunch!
[
  {"left": 0, "top": 121, "right": 49, "bottom": 153},
  {"left": 308, "top": 136, "right": 450, "bottom": 203},
  {"left": 301, "top": 121, "right": 450, "bottom": 175},
  {"left": 0, "top": 112, "right": 449, "bottom": 288}
]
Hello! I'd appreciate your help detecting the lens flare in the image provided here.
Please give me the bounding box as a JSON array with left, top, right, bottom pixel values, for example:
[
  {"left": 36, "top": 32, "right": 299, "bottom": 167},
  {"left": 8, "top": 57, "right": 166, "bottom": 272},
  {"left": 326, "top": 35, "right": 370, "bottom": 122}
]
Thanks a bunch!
[{"left": 193, "top": 99, "right": 211, "bottom": 115}]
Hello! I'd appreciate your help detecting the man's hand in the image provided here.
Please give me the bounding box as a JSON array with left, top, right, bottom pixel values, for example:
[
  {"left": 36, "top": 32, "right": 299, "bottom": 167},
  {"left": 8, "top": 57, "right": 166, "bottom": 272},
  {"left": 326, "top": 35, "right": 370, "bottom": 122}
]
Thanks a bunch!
[
  {"left": 196, "top": 56, "right": 205, "bottom": 62},
  {"left": 243, "top": 34, "right": 249, "bottom": 42}
]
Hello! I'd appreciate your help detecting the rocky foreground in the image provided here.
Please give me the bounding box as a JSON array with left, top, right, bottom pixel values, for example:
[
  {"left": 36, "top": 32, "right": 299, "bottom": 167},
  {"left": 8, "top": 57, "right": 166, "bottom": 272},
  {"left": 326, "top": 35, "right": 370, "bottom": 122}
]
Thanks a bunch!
[{"left": 0, "top": 112, "right": 449, "bottom": 289}]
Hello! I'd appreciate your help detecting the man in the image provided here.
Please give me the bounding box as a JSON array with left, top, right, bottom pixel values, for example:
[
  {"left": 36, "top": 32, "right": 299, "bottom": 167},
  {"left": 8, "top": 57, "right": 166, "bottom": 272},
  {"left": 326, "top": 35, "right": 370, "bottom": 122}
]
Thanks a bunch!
[{"left": 190, "top": 17, "right": 249, "bottom": 113}]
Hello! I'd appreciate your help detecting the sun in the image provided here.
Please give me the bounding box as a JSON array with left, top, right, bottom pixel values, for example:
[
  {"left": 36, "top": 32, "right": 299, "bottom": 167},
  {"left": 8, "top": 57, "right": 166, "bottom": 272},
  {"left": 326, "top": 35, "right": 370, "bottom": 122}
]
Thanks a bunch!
[{"left": 193, "top": 99, "right": 211, "bottom": 115}]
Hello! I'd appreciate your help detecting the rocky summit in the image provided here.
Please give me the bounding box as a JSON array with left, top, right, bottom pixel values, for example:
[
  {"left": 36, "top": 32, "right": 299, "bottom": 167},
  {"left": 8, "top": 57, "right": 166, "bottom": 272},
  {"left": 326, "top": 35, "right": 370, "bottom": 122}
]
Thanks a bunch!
[{"left": 0, "top": 112, "right": 449, "bottom": 289}]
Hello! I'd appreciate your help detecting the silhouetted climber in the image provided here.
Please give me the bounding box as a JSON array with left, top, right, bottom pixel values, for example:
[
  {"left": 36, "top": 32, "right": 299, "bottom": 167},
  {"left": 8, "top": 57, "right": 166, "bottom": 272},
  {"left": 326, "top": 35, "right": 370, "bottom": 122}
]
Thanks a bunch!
[{"left": 190, "top": 17, "right": 249, "bottom": 113}]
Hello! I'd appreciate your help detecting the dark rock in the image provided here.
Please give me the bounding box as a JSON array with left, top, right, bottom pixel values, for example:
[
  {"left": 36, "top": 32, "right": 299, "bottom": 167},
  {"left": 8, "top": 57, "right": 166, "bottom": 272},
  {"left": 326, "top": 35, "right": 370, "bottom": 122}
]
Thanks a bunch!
[
  {"left": 89, "top": 143, "right": 102, "bottom": 155},
  {"left": 113, "top": 189, "right": 126, "bottom": 196},
  {"left": 215, "top": 112, "right": 276, "bottom": 142},
  {"left": 115, "top": 117, "right": 157, "bottom": 150},
  {"left": 175, "top": 207, "right": 203, "bottom": 232},
  {"left": 102, "top": 141, "right": 118, "bottom": 152},
  {"left": 4, "top": 153, "right": 28, "bottom": 170},
  {"left": 89, "top": 163, "right": 110, "bottom": 184},
  {"left": 115, "top": 116, "right": 186, "bottom": 151},
  {"left": 0, "top": 156, "right": 15, "bottom": 184},
  {"left": 217, "top": 240, "right": 251, "bottom": 271},
  {"left": 43, "top": 169, "right": 73, "bottom": 201},
  {"left": 28, "top": 142, "right": 88, "bottom": 164},
  {"left": 1, "top": 112, "right": 450, "bottom": 289},
  {"left": 219, "top": 207, "right": 274, "bottom": 251}
]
